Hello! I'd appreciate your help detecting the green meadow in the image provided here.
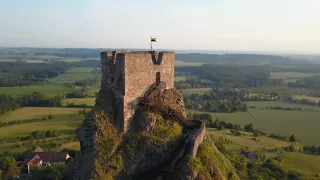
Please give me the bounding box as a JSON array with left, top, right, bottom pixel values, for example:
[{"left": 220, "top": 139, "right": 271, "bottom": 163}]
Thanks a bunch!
[
  {"left": 61, "top": 98, "right": 96, "bottom": 106},
  {"left": 190, "top": 108, "right": 320, "bottom": 146},
  {"left": 0, "top": 107, "right": 86, "bottom": 122},
  {"left": 51, "top": 67, "right": 101, "bottom": 84},
  {"left": 0, "top": 85, "right": 74, "bottom": 97}
]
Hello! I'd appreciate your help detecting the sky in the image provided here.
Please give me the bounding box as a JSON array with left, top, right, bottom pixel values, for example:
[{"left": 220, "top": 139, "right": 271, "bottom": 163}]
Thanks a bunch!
[{"left": 1, "top": 0, "right": 320, "bottom": 54}]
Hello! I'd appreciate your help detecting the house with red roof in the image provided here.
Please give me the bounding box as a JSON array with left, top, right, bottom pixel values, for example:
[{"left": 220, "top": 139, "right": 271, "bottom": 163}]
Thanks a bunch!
[{"left": 22, "top": 147, "right": 70, "bottom": 173}]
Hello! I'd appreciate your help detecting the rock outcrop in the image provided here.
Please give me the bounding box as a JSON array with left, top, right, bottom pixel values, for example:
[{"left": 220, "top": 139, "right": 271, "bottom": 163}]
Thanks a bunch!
[{"left": 68, "top": 87, "right": 239, "bottom": 180}]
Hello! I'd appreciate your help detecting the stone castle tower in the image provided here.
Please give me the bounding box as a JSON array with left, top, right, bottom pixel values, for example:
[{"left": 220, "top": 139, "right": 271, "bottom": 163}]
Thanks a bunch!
[{"left": 100, "top": 51, "right": 175, "bottom": 133}]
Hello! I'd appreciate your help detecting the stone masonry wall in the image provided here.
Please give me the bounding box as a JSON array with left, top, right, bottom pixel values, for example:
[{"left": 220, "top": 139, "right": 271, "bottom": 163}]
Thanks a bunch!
[
  {"left": 189, "top": 121, "right": 206, "bottom": 157},
  {"left": 101, "top": 51, "right": 175, "bottom": 133},
  {"left": 101, "top": 51, "right": 126, "bottom": 131},
  {"left": 124, "top": 51, "right": 175, "bottom": 132}
]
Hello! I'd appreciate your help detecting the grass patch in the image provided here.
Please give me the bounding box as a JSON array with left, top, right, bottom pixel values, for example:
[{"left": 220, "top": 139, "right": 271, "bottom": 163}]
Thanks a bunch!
[
  {"left": 189, "top": 109, "right": 320, "bottom": 146},
  {"left": 61, "top": 141, "right": 80, "bottom": 151},
  {"left": 62, "top": 98, "right": 96, "bottom": 107},
  {"left": 0, "top": 85, "right": 74, "bottom": 97},
  {"left": 280, "top": 152, "right": 320, "bottom": 178},
  {"left": 188, "top": 139, "right": 239, "bottom": 179},
  {"left": 0, "top": 107, "right": 88, "bottom": 122},
  {"left": 0, "top": 114, "right": 83, "bottom": 140},
  {"left": 175, "top": 60, "right": 203, "bottom": 67},
  {"left": 180, "top": 88, "right": 211, "bottom": 96}
]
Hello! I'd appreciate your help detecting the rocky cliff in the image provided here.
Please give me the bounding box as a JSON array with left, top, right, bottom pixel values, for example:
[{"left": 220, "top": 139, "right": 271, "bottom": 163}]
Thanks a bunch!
[{"left": 68, "top": 87, "right": 239, "bottom": 180}]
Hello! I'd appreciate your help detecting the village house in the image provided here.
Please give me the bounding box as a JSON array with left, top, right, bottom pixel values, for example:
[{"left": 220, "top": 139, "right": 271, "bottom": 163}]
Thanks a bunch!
[{"left": 21, "top": 147, "right": 70, "bottom": 173}]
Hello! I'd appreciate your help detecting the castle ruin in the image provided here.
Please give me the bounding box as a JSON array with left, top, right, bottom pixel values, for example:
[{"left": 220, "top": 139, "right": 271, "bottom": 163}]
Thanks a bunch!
[{"left": 100, "top": 51, "right": 175, "bottom": 133}]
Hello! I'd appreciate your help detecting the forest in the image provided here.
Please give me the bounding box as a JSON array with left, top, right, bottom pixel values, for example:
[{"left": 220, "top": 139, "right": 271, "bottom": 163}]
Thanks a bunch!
[{"left": 0, "top": 62, "right": 70, "bottom": 87}]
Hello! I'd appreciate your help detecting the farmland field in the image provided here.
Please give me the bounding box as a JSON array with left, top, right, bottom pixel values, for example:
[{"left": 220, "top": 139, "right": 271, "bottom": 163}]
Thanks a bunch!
[
  {"left": 189, "top": 108, "right": 320, "bottom": 145},
  {"left": 51, "top": 67, "right": 100, "bottom": 84},
  {"left": 0, "top": 85, "right": 74, "bottom": 97},
  {"left": 207, "top": 129, "right": 300, "bottom": 152},
  {"left": 280, "top": 152, "right": 320, "bottom": 178},
  {"left": 174, "top": 76, "right": 187, "bottom": 82},
  {"left": 270, "top": 72, "right": 318, "bottom": 80},
  {"left": 208, "top": 129, "right": 320, "bottom": 178},
  {"left": 250, "top": 86, "right": 314, "bottom": 96},
  {"left": 175, "top": 60, "right": 203, "bottom": 67},
  {"left": 0, "top": 114, "right": 83, "bottom": 140},
  {"left": 180, "top": 88, "right": 211, "bottom": 96},
  {"left": 62, "top": 98, "right": 96, "bottom": 106},
  {"left": 293, "top": 95, "right": 320, "bottom": 101},
  {"left": 0, "top": 107, "right": 87, "bottom": 122},
  {"left": 246, "top": 101, "right": 320, "bottom": 111}
]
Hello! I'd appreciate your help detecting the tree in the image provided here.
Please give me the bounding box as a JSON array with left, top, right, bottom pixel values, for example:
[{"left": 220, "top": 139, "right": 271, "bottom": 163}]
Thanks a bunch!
[
  {"left": 0, "top": 155, "right": 19, "bottom": 180},
  {"left": 310, "top": 145, "right": 317, "bottom": 153},
  {"left": 244, "top": 123, "right": 254, "bottom": 132},
  {"left": 31, "top": 163, "right": 68, "bottom": 180},
  {"left": 45, "top": 130, "right": 52, "bottom": 138},
  {"left": 289, "top": 134, "right": 296, "bottom": 142},
  {"left": 288, "top": 145, "right": 295, "bottom": 152},
  {"left": 303, "top": 146, "right": 310, "bottom": 152}
]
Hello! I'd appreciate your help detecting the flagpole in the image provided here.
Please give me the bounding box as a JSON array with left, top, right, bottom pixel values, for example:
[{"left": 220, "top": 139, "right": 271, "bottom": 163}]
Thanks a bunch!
[{"left": 150, "top": 36, "right": 153, "bottom": 51}]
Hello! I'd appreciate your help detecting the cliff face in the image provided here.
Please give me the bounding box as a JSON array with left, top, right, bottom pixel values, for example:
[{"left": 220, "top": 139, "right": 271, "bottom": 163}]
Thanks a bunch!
[{"left": 68, "top": 87, "right": 239, "bottom": 180}]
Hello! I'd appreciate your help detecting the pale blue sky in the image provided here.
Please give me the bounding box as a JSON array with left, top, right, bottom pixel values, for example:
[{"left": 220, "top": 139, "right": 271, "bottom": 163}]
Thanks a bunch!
[{"left": 1, "top": 0, "right": 320, "bottom": 53}]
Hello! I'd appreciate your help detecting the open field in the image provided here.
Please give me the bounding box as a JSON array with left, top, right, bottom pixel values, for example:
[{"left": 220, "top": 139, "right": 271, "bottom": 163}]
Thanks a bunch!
[
  {"left": 246, "top": 101, "right": 320, "bottom": 111},
  {"left": 62, "top": 98, "right": 96, "bottom": 106},
  {"left": 180, "top": 88, "right": 211, "bottom": 96},
  {"left": 250, "top": 86, "right": 314, "bottom": 96},
  {"left": 0, "top": 107, "right": 87, "bottom": 122},
  {"left": 293, "top": 95, "right": 320, "bottom": 101},
  {"left": 189, "top": 109, "right": 320, "bottom": 145},
  {"left": 23, "top": 60, "right": 48, "bottom": 63},
  {"left": 84, "top": 87, "right": 100, "bottom": 96},
  {"left": 174, "top": 76, "right": 187, "bottom": 82},
  {"left": 0, "top": 114, "right": 83, "bottom": 140},
  {"left": 0, "top": 135, "right": 74, "bottom": 153},
  {"left": 0, "top": 59, "right": 16, "bottom": 62},
  {"left": 208, "top": 129, "right": 320, "bottom": 178},
  {"left": 280, "top": 152, "right": 320, "bottom": 178},
  {"left": 270, "top": 72, "right": 318, "bottom": 82},
  {"left": 207, "top": 129, "right": 300, "bottom": 152},
  {"left": 54, "top": 58, "right": 83, "bottom": 62},
  {"left": 0, "top": 85, "right": 74, "bottom": 97},
  {"left": 175, "top": 60, "right": 203, "bottom": 67},
  {"left": 51, "top": 67, "right": 100, "bottom": 84}
]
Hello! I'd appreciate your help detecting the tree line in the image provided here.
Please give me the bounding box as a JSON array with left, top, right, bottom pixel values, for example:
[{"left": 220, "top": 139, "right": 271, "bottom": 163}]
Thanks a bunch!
[
  {"left": 0, "top": 92, "right": 93, "bottom": 115},
  {"left": 0, "top": 61, "right": 69, "bottom": 87},
  {"left": 176, "top": 65, "right": 272, "bottom": 88}
]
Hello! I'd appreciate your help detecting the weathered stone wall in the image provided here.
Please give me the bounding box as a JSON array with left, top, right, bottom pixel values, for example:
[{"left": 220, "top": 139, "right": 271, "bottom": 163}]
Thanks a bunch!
[
  {"left": 101, "top": 51, "right": 126, "bottom": 131},
  {"left": 101, "top": 51, "right": 175, "bottom": 133},
  {"left": 188, "top": 121, "right": 206, "bottom": 157},
  {"left": 124, "top": 51, "right": 175, "bottom": 132}
]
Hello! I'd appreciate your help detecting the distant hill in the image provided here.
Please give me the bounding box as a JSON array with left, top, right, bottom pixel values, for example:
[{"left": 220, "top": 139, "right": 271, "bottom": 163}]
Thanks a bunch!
[
  {"left": 175, "top": 53, "right": 305, "bottom": 65},
  {"left": 0, "top": 47, "right": 313, "bottom": 66}
]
